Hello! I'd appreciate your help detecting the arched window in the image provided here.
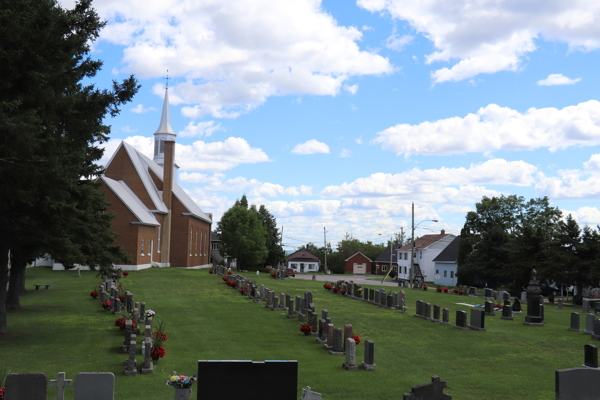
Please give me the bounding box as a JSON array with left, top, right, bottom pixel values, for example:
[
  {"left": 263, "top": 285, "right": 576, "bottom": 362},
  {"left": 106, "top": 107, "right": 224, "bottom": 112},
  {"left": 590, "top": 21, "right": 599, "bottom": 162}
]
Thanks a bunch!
[
  {"left": 141, "top": 239, "right": 144, "bottom": 256},
  {"left": 154, "top": 139, "right": 158, "bottom": 156},
  {"left": 157, "top": 226, "right": 161, "bottom": 253},
  {"left": 189, "top": 228, "right": 193, "bottom": 256},
  {"left": 195, "top": 228, "right": 198, "bottom": 256}
]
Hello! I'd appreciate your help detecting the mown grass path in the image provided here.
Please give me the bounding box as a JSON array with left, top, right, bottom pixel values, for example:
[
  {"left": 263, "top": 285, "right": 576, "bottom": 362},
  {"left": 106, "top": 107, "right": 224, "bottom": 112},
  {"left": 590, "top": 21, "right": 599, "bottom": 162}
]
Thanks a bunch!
[{"left": 0, "top": 267, "right": 588, "bottom": 399}]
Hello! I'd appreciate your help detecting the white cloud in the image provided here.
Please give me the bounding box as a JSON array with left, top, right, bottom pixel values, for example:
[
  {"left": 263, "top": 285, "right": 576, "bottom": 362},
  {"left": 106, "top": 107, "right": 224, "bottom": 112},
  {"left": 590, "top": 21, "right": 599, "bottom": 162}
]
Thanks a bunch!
[
  {"left": 357, "top": 0, "right": 600, "bottom": 83},
  {"left": 95, "top": 0, "right": 393, "bottom": 118},
  {"left": 343, "top": 84, "right": 359, "bottom": 94},
  {"left": 321, "top": 158, "right": 535, "bottom": 199},
  {"left": 292, "top": 139, "right": 330, "bottom": 155},
  {"left": 537, "top": 73, "right": 582, "bottom": 86},
  {"left": 99, "top": 136, "right": 270, "bottom": 172},
  {"left": 362, "top": 25, "right": 374, "bottom": 31},
  {"left": 121, "top": 125, "right": 137, "bottom": 133},
  {"left": 179, "top": 121, "right": 223, "bottom": 138},
  {"left": 179, "top": 172, "right": 225, "bottom": 183},
  {"left": 584, "top": 154, "right": 600, "bottom": 170},
  {"left": 560, "top": 207, "right": 600, "bottom": 226},
  {"left": 385, "top": 34, "right": 413, "bottom": 51},
  {"left": 340, "top": 149, "right": 352, "bottom": 158},
  {"left": 130, "top": 104, "right": 157, "bottom": 114},
  {"left": 355, "top": 136, "right": 363, "bottom": 145},
  {"left": 372, "top": 100, "right": 600, "bottom": 156},
  {"left": 438, "top": 204, "right": 473, "bottom": 214}
]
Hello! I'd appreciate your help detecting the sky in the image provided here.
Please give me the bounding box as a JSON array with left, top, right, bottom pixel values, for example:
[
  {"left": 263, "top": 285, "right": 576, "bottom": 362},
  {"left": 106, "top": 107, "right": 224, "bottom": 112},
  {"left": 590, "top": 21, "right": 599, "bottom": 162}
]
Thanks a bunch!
[{"left": 62, "top": 0, "right": 600, "bottom": 251}]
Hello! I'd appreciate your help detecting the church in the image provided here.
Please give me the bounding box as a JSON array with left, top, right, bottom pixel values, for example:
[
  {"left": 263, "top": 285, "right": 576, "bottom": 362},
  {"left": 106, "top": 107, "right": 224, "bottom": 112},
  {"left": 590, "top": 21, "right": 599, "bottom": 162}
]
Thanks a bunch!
[{"left": 52, "top": 87, "right": 213, "bottom": 270}]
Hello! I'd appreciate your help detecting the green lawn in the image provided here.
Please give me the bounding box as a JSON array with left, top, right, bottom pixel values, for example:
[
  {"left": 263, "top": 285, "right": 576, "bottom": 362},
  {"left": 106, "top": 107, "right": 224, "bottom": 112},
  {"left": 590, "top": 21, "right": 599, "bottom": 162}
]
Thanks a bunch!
[{"left": 0, "top": 267, "right": 589, "bottom": 399}]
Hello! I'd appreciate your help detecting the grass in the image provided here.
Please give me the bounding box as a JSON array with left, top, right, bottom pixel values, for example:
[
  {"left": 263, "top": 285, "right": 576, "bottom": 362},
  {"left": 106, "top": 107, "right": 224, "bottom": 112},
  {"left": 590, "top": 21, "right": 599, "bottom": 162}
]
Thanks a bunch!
[{"left": 0, "top": 267, "right": 590, "bottom": 399}]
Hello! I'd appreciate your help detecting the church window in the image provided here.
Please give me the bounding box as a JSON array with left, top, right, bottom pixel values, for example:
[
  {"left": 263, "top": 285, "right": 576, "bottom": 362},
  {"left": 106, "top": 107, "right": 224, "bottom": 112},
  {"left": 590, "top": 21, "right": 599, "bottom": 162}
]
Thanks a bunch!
[
  {"left": 160, "top": 139, "right": 165, "bottom": 154},
  {"left": 154, "top": 139, "right": 158, "bottom": 156},
  {"left": 148, "top": 240, "right": 152, "bottom": 256},
  {"left": 204, "top": 230, "right": 207, "bottom": 255},
  {"left": 141, "top": 239, "right": 144, "bottom": 256},
  {"left": 195, "top": 229, "right": 198, "bottom": 256},
  {"left": 157, "top": 226, "right": 161, "bottom": 253},
  {"left": 189, "top": 228, "right": 193, "bottom": 256},
  {"left": 212, "top": 243, "right": 219, "bottom": 251}
]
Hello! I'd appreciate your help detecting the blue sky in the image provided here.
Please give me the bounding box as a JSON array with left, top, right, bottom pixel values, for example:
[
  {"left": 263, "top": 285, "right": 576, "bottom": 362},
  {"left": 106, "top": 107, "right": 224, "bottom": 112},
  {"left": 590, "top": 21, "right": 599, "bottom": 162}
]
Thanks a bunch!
[{"left": 67, "top": 0, "right": 600, "bottom": 250}]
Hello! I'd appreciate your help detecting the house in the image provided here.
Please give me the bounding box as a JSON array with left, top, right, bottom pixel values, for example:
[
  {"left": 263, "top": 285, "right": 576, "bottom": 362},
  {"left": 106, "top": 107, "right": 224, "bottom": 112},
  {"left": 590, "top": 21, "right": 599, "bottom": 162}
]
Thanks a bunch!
[
  {"left": 344, "top": 252, "right": 373, "bottom": 274},
  {"left": 374, "top": 246, "right": 398, "bottom": 275},
  {"left": 54, "top": 87, "right": 213, "bottom": 270},
  {"left": 211, "top": 231, "right": 236, "bottom": 269},
  {"left": 287, "top": 249, "right": 320, "bottom": 273},
  {"left": 396, "top": 230, "right": 456, "bottom": 282},
  {"left": 432, "top": 236, "right": 460, "bottom": 286}
]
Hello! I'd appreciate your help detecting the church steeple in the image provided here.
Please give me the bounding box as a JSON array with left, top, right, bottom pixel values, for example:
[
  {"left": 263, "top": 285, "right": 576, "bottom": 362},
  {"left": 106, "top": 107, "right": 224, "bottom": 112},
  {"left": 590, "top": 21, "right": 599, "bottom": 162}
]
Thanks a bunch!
[{"left": 153, "top": 86, "right": 176, "bottom": 166}]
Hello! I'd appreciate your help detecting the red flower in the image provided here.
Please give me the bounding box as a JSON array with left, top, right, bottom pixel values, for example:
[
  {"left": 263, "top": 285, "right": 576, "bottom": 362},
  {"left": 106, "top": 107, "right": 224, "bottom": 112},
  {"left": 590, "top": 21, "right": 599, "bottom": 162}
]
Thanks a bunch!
[
  {"left": 0, "top": 386, "right": 4, "bottom": 399},
  {"left": 222, "top": 276, "right": 229, "bottom": 282},
  {"left": 300, "top": 325, "right": 312, "bottom": 334},
  {"left": 332, "top": 287, "right": 339, "bottom": 293},
  {"left": 115, "top": 317, "right": 125, "bottom": 328},
  {"left": 284, "top": 274, "right": 289, "bottom": 277},
  {"left": 209, "top": 270, "right": 214, "bottom": 274},
  {"left": 340, "top": 289, "right": 347, "bottom": 295},
  {"left": 423, "top": 286, "right": 428, "bottom": 291},
  {"left": 119, "top": 294, "right": 125, "bottom": 303},
  {"left": 115, "top": 273, "right": 121, "bottom": 278},
  {"left": 443, "top": 288, "right": 448, "bottom": 292},
  {"left": 352, "top": 334, "right": 360, "bottom": 345},
  {"left": 153, "top": 332, "right": 169, "bottom": 342},
  {"left": 101, "top": 301, "right": 112, "bottom": 309},
  {"left": 436, "top": 287, "right": 442, "bottom": 292},
  {"left": 227, "top": 271, "right": 232, "bottom": 275},
  {"left": 271, "top": 273, "right": 276, "bottom": 278},
  {"left": 123, "top": 271, "right": 129, "bottom": 276},
  {"left": 89, "top": 291, "right": 99, "bottom": 299}
]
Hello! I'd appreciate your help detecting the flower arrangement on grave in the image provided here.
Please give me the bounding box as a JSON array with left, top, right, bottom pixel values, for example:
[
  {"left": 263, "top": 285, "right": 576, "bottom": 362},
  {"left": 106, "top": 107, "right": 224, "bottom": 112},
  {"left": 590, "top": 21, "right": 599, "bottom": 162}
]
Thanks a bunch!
[
  {"left": 145, "top": 309, "right": 156, "bottom": 318},
  {"left": 239, "top": 286, "right": 248, "bottom": 295},
  {"left": 458, "top": 290, "right": 464, "bottom": 295},
  {"left": 340, "top": 289, "right": 347, "bottom": 295},
  {"left": 208, "top": 269, "right": 214, "bottom": 274},
  {"left": 323, "top": 283, "right": 332, "bottom": 290},
  {"left": 271, "top": 273, "right": 276, "bottom": 278},
  {"left": 452, "top": 289, "right": 459, "bottom": 294},
  {"left": 332, "top": 287, "right": 340, "bottom": 293},
  {"left": 436, "top": 287, "right": 442, "bottom": 293},
  {"left": 350, "top": 280, "right": 354, "bottom": 283},
  {"left": 352, "top": 335, "right": 360, "bottom": 345},
  {"left": 151, "top": 345, "right": 166, "bottom": 360},
  {"left": 285, "top": 274, "right": 289, "bottom": 278},
  {"left": 115, "top": 317, "right": 125, "bottom": 328},
  {"left": 300, "top": 325, "right": 312, "bottom": 335},
  {"left": 119, "top": 294, "right": 125, "bottom": 303},
  {"left": 443, "top": 288, "right": 449, "bottom": 293},
  {"left": 115, "top": 273, "right": 122, "bottom": 279},
  {"left": 115, "top": 315, "right": 137, "bottom": 330},
  {"left": 222, "top": 276, "right": 228, "bottom": 282},
  {"left": 165, "top": 372, "right": 197, "bottom": 389},
  {"left": 298, "top": 313, "right": 315, "bottom": 336},
  {"left": 89, "top": 290, "right": 99, "bottom": 299},
  {"left": 423, "top": 286, "right": 428, "bottom": 291},
  {"left": 101, "top": 300, "right": 112, "bottom": 309},
  {"left": 0, "top": 366, "right": 10, "bottom": 400},
  {"left": 227, "top": 271, "right": 232, "bottom": 275}
]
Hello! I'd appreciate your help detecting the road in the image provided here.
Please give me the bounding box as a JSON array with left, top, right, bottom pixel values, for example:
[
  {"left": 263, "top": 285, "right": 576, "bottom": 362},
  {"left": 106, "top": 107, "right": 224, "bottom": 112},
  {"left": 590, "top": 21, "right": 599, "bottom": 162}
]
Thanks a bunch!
[{"left": 288, "top": 273, "right": 401, "bottom": 287}]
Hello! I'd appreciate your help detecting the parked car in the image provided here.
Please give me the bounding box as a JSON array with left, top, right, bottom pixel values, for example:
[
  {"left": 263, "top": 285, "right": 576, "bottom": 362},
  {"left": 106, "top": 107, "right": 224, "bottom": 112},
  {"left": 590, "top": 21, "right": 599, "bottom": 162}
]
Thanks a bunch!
[
  {"left": 264, "top": 266, "right": 273, "bottom": 270},
  {"left": 285, "top": 268, "right": 296, "bottom": 277}
]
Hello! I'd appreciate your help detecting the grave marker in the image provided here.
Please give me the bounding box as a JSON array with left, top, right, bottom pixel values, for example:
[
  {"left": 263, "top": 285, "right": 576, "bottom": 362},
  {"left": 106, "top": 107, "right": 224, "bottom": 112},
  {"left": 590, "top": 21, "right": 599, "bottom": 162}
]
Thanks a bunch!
[
  {"left": 5, "top": 372, "right": 47, "bottom": 400},
  {"left": 342, "top": 338, "right": 358, "bottom": 370},
  {"left": 74, "top": 372, "right": 115, "bottom": 400},
  {"left": 432, "top": 305, "right": 441, "bottom": 322},
  {"left": 301, "top": 386, "right": 322, "bottom": 400},
  {"left": 584, "top": 314, "right": 595, "bottom": 335},
  {"left": 361, "top": 340, "right": 376, "bottom": 370},
  {"left": 501, "top": 305, "right": 513, "bottom": 321},
  {"left": 441, "top": 308, "right": 451, "bottom": 325},
  {"left": 329, "top": 327, "right": 344, "bottom": 355},
  {"left": 468, "top": 309, "right": 486, "bottom": 331},
  {"left": 455, "top": 311, "right": 468, "bottom": 330},
  {"left": 343, "top": 324, "right": 353, "bottom": 351},
  {"left": 50, "top": 372, "right": 73, "bottom": 400},
  {"left": 403, "top": 376, "right": 452, "bottom": 400},
  {"left": 569, "top": 312, "right": 580, "bottom": 332}
]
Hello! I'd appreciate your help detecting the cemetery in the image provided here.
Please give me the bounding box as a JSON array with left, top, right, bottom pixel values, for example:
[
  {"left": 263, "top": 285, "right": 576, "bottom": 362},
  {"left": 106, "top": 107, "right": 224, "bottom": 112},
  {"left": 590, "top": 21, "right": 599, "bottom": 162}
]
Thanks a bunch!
[{"left": 0, "top": 266, "right": 598, "bottom": 399}]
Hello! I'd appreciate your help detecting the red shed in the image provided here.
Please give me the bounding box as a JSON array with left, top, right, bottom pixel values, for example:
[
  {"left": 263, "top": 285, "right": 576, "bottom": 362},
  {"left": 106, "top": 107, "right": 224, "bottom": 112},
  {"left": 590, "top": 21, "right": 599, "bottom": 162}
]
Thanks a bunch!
[{"left": 344, "top": 252, "right": 373, "bottom": 274}]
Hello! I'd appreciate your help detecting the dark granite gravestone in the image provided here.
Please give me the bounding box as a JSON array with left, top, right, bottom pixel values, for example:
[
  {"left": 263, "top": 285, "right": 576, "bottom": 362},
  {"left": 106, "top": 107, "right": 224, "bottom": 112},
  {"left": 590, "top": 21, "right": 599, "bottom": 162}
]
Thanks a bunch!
[
  {"left": 413, "top": 300, "right": 423, "bottom": 318},
  {"left": 363, "top": 287, "right": 369, "bottom": 301},
  {"left": 329, "top": 327, "right": 344, "bottom": 355},
  {"left": 512, "top": 298, "right": 522, "bottom": 313},
  {"left": 569, "top": 312, "right": 581, "bottom": 332},
  {"left": 524, "top": 270, "right": 544, "bottom": 325},
  {"left": 584, "top": 314, "right": 595, "bottom": 335},
  {"left": 441, "top": 308, "right": 451, "bottom": 325},
  {"left": 432, "top": 305, "right": 441, "bottom": 322},
  {"left": 374, "top": 290, "right": 381, "bottom": 305},
  {"left": 5, "top": 373, "right": 47, "bottom": 400},
  {"left": 361, "top": 340, "right": 376, "bottom": 370},
  {"left": 403, "top": 376, "right": 452, "bottom": 400},
  {"left": 455, "top": 310, "right": 468, "bottom": 329},
  {"left": 317, "top": 319, "right": 327, "bottom": 344},
  {"left": 369, "top": 288, "right": 375, "bottom": 303},
  {"left": 592, "top": 319, "right": 600, "bottom": 341},
  {"left": 584, "top": 344, "right": 598, "bottom": 368},
  {"left": 484, "top": 301, "right": 495, "bottom": 316},
  {"left": 386, "top": 295, "right": 394, "bottom": 309},
  {"left": 501, "top": 305, "right": 513, "bottom": 320},
  {"left": 469, "top": 287, "right": 476, "bottom": 296},
  {"left": 424, "top": 303, "right": 432, "bottom": 320},
  {"left": 555, "top": 367, "right": 600, "bottom": 400},
  {"left": 484, "top": 288, "right": 492, "bottom": 298},
  {"left": 469, "top": 309, "right": 486, "bottom": 331},
  {"left": 197, "top": 360, "right": 297, "bottom": 400},
  {"left": 75, "top": 372, "right": 115, "bottom": 400}
]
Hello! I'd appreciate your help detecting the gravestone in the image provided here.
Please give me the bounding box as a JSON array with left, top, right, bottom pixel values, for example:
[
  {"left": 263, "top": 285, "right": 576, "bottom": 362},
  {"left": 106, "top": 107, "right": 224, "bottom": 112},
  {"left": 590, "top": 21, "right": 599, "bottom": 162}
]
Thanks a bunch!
[
  {"left": 138, "top": 302, "right": 145, "bottom": 323},
  {"left": 305, "top": 291, "right": 313, "bottom": 306},
  {"left": 124, "top": 333, "right": 137, "bottom": 376},
  {"left": 329, "top": 327, "right": 344, "bottom": 355},
  {"left": 369, "top": 288, "right": 375, "bottom": 303},
  {"left": 295, "top": 296, "right": 302, "bottom": 314},
  {"left": 342, "top": 338, "right": 358, "bottom": 370},
  {"left": 122, "top": 320, "right": 133, "bottom": 353},
  {"left": 271, "top": 296, "right": 279, "bottom": 311},
  {"left": 5, "top": 372, "right": 47, "bottom": 400},
  {"left": 74, "top": 372, "right": 115, "bottom": 400},
  {"left": 403, "top": 376, "right": 452, "bottom": 400},
  {"left": 557, "top": 298, "right": 564, "bottom": 310},
  {"left": 386, "top": 295, "right": 395, "bottom": 310},
  {"left": 301, "top": 386, "right": 322, "bottom": 400},
  {"left": 469, "top": 287, "right": 476, "bottom": 296},
  {"left": 260, "top": 284, "right": 265, "bottom": 299},
  {"left": 266, "top": 291, "right": 273, "bottom": 309},
  {"left": 584, "top": 344, "right": 598, "bottom": 368},
  {"left": 361, "top": 340, "right": 376, "bottom": 370},
  {"left": 484, "top": 288, "right": 492, "bottom": 298},
  {"left": 50, "top": 372, "right": 73, "bottom": 400},
  {"left": 126, "top": 293, "right": 133, "bottom": 313},
  {"left": 287, "top": 298, "right": 295, "bottom": 318},
  {"left": 540, "top": 303, "right": 545, "bottom": 322},
  {"left": 343, "top": 324, "right": 353, "bottom": 351},
  {"left": 316, "top": 319, "right": 327, "bottom": 344},
  {"left": 379, "top": 290, "right": 386, "bottom": 307},
  {"left": 321, "top": 309, "right": 328, "bottom": 320},
  {"left": 469, "top": 309, "right": 486, "bottom": 331},
  {"left": 326, "top": 317, "right": 332, "bottom": 325},
  {"left": 392, "top": 292, "right": 398, "bottom": 308},
  {"left": 424, "top": 303, "right": 432, "bottom": 320},
  {"left": 310, "top": 311, "right": 318, "bottom": 335},
  {"left": 500, "top": 291, "right": 510, "bottom": 301},
  {"left": 142, "top": 337, "right": 153, "bottom": 374},
  {"left": 524, "top": 297, "right": 543, "bottom": 325},
  {"left": 278, "top": 293, "right": 285, "bottom": 310},
  {"left": 432, "top": 305, "right": 441, "bottom": 322},
  {"left": 455, "top": 310, "right": 468, "bottom": 330},
  {"left": 512, "top": 298, "right": 522, "bottom": 313},
  {"left": 441, "top": 308, "right": 451, "bottom": 325},
  {"left": 521, "top": 291, "right": 527, "bottom": 302},
  {"left": 592, "top": 319, "right": 600, "bottom": 341},
  {"left": 569, "top": 312, "right": 580, "bottom": 332},
  {"left": 363, "top": 287, "right": 369, "bottom": 301},
  {"left": 584, "top": 314, "right": 596, "bottom": 335},
  {"left": 374, "top": 290, "right": 381, "bottom": 306},
  {"left": 501, "top": 305, "right": 513, "bottom": 321},
  {"left": 325, "top": 323, "right": 334, "bottom": 350},
  {"left": 556, "top": 367, "right": 600, "bottom": 400},
  {"left": 414, "top": 300, "right": 424, "bottom": 318},
  {"left": 484, "top": 301, "right": 495, "bottom": 316},
  {"left": 99, "top": 286, "right": 106, "bottom": 302}
]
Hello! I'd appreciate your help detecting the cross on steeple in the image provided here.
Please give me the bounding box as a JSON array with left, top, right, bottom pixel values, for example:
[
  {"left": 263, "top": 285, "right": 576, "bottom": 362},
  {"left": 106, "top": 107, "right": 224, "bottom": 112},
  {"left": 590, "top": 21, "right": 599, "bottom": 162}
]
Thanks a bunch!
[
  {"left": 50, "top": 372, "right": 73, "bottom": 400},
  {"left": 165, "top": 69, "right": 170, "bottom": 88}
]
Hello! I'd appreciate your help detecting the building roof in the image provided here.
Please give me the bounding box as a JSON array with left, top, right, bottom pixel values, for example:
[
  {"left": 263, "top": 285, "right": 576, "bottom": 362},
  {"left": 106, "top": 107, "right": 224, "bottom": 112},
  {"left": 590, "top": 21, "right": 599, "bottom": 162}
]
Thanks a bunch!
[
  {"left": 374, "top": 246, "right": 398, "bottom": 263},
  {"left": 287, "top": 248, "right": 320, "bottom": 263},
  {"left": 211, "top": 231, "right": 220, "bottom": 241},
  {"left": 154, "top": 87, "right": 176, "bottom": 135},
  {"left": 100, "top": 176, "right": 160, "bottom": 226},
  {"left": 432, "top": 236, "right": 460, "bottom": 263},
  {"left": 398, "top": 232, "right": 453, "bottom": 251},
  {"left": 345, "top": 251, "right": 373, "bottom": 262}
]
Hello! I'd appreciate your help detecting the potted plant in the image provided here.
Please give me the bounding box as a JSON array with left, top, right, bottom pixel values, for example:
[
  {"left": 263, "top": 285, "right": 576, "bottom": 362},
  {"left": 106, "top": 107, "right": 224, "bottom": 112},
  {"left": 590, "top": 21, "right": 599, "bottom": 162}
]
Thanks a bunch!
[
  {"left": 436, "top": 287, "right": 442, "bottom": 293},
  {"left": 166, "top": 372, "right": 198, "bottom": 400},
  {"left": 101, "top": 300, "right": 112, "bottom": 310},
  {"left": 352, "top": 334, "right": 360, "bottom": 345},
  {"left": 227, "top": 271, "right": 232, "bottom": 275},
  {"left": 298, "top": 313, "right": 315, "bottom": 336},
  {"left": 332, "top": 287, "right": 339, "bottom": 294},
  {"left": 123, "top": 271, "right": 129, "bottom": 277},
  {"left": 89, "top": 290, "right": 99, "bottom": 299},
  {"left": 423, "top": 286, "right": 428, "bottom": 291},
  {"left": 443, "top": 288, "right": 448, "bottom": 293},
  {"left": 208, "top": 268, "right": 214, "bottom": 274},
  {"left": 340, "top": 289, "right": 347, "bottom": 295}
]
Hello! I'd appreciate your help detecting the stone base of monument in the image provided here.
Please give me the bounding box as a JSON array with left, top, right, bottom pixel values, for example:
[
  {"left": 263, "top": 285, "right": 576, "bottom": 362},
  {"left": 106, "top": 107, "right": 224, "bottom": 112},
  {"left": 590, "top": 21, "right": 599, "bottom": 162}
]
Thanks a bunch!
[
  {"left": 342, "top": 363, "right": 358, "bottom": 371},
  {"left": 468, "top": 325, "right": 486, "bottom": 331},
  {"left": 500, "top": 316, "right": 514, "bottom": 321},
  {"left": 286, "top": 314, "right": 296, "bottom": 319},
  {"left": 386, "top": 307, "right": 396, "bottom": 310},
  {"left": 324, "top": 345, "right": 332, "bottom": 351},
  {"left": 329, "top": 350, "right": 344, "bottom": 355},
  {"left": 523, "top": 321, "right": 545, "bottom": 326},
  {"left": 440, "top": 321, "right": 452, "bottom": 326},
  {"left": 485, "top": 312, "right": 495, "bottom": 317},
  {"left": 253, "top": 299, "right": 261, "bottom": 304},
  {"left": 311, "top": 332, "right": 318, "bottom": 336},
  {"left": 592, "top": 334, "right": 600, "bottom": 341},
  {"left": 453, "top": 325, "right": 469, "bottom": 330},
  {"left": 271, "top": 307, "right": 280, "bottom": 311},
  {"left": 430, "top": 318, "right": 440, "bottom": 323},
  {"left": 568, "top": 328, "right": 580, "bottom": 332},
  {"left": 141, "top": 364, "right": 153, "bottom": 374},
  {"left": 360, "top": 361, "right": 376, "bottom": 371},
  {"left": 316, "top": 338, "right": 327, "bottom": 344}
]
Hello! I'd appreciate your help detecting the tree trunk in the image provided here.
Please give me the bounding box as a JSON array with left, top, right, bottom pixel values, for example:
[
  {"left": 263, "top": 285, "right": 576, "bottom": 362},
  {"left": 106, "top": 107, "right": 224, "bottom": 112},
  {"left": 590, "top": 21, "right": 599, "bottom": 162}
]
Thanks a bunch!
[
  {"left": 7, "top": 249, "right": 25, "bottom": 310},
  {"left": 0, "top": 214, "right": 10, "bottom": 334}
]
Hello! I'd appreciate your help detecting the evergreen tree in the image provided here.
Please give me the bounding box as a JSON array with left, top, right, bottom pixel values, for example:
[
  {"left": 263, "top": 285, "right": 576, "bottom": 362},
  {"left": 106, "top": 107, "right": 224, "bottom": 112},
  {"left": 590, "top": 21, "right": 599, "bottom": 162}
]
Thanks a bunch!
[
  {"left": 0, "top": 0, "right": 139, "bottom": 333},
  {"left": 258, "top": 205, "right": 285, "bottom": 267}
]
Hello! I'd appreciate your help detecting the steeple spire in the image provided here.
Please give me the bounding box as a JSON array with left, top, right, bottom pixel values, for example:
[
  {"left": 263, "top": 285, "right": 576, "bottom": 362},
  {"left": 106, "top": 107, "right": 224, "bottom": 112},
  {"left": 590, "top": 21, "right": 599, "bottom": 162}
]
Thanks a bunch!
[{"left": 154, "top": 85, "right": 175, "bottom": 135}]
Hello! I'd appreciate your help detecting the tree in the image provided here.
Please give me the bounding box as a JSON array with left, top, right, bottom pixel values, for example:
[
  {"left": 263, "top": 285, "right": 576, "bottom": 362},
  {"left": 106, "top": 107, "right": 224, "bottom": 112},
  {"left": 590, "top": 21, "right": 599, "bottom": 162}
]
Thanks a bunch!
[
  {"left": 217, "top": 203, "right": 268, "bottom": 270},
  {"left": 257, "top": 205, "right": 285, "bottom": 268},
  {"left": 0, "top": 0, "right": 139, "bottom": 333}
]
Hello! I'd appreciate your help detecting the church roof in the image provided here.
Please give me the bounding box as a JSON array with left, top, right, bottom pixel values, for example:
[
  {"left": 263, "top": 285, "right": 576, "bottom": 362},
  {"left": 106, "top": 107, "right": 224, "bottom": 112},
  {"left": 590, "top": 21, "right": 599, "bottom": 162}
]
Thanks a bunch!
[
  {"left": 138, "top": 151, "right": 212, "bottom": 224},
  {"left": 100, "top": 176, "right": 160, "bottom": 226},
  {"left": 154, "top": 88, "right": 176, "bottom": 135}
]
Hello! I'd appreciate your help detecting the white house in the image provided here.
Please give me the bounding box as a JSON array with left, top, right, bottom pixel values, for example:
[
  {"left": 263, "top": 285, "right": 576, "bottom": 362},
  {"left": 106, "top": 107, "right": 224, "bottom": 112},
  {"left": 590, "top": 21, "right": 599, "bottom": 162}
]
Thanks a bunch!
[
  {"left": 396, "top": 230, "right": 456, "bottom": 282},
  {"left": 287, "top": 248, "right": 320, "bottom": 273},
  {"left": 432, "top": 236, "right": 460, "bottom": 287}
]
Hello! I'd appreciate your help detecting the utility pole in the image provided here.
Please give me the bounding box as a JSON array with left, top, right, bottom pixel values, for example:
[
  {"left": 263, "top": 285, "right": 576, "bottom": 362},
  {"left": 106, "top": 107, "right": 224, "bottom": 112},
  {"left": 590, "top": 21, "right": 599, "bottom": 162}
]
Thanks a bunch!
[
  {"left": 324, "top": 227, "right": 328, "bottom": 274},
  {"left": 409, "top": 202, "right": 415, "bottom": 288},
  {"left": 400, "top": 227, "right": 404, "bottom": 246},
  {"left": 280, "top": 226, "right": 284, "bottom": 270}
]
